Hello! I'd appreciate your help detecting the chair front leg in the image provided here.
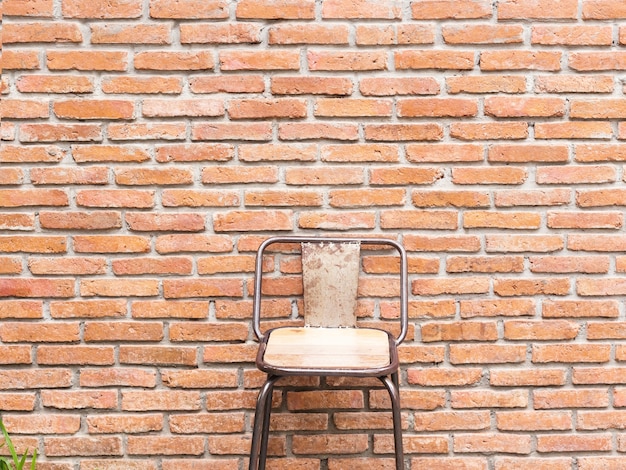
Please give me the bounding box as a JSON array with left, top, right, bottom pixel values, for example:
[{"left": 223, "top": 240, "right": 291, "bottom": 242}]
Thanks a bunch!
[
  {"left": 380, "top": 375, "right": 405, "bottom": 470},
  {"left": 249, "top": 375, "right": 279, "bottom": 470}
]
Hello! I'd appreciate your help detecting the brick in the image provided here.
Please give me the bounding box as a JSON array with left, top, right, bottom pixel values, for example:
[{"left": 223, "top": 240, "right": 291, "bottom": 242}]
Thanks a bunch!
[
  {"left": 4, "top": 0, "right": 54, "bottom": 16},
  {"left": 576, "top": 144, "right": 626, "bottom": 162},
  {"left": 0, "top": 189, "right": 69, "bottom": 207},
  {"left": 112, "top": 257, "right": 193, "bottom": 275},
  {"left": 0, "top": 300, "right": 43, "bottom": 319},
  {"left": 450, "top": 122, "right": 529, "bottom": 140},
  {"left": 504, "top": 320, "right": 579, "bottom": 340},
  {"left": 31, "top": 167, "right": 108, "bottom": 185},
  {"left": 532, "top": 25, "right": 612, "bottom": 46},
  {"left": 229, "top": 98, "right": 306, "bottom": 119},
  {"left": 447, "top": 75, "right": 526, "bottom": 94},
  {"left": 220, "top": 50, "right": 299, "bottom": 71},
  {"left": 73, "top": 235, "right": 150, "bottom": 253},
  {"left": 316, "top": 98, "right": 393, "bottom": 117},
  {"left": 44, "top": 436, "right": 122, "bottom": 457},
  {"left": 293, "top": 434, "right": 368, "bottom": 455},
  {"left": 237, "top": 0, "right": 315, "bottom": 19},
  {"left": 535, "top": 75, "right": 614, "bottom": 93},
  {"left": 279, "top": 123, "right": 359, "bottom": 141},
  {"left": 571, "top": 99, "right": 626, "bottom": 119},
  {"left": 396, "top": 50, "right": 474, "bottom": 70},
  {"left": 120, "top": 347, "right": 197, "bottom": 367},
  {"left": 72, "top": 145, "right": 150, "bottom": 163},
  {"left": 495, "top": 189, "right": 571, "bottom": 207},
  {"left": 213, "top": 210, "right": 293, "bottom": 232},
  {"left": 446, "top": 255, "right": 524, "bottom": 273},
  {"left": 577, "top": 190, "right": 626, "bottom": 207},
  {"left": 37, "top": 346, "right": 114, "bottom": 365},
  {"left": 271, "top": 76, "right": 352, "bottom": 95},
  {"left": 0, "top": 50, "right": 41, "bottom": 70},
  {"left": 125, "top": 212, "right": 204, "bottom": 231},
  {"left": 76, "top": 190, "right": 155, "bottom": 208},
  {"left": 413, "top": 410, "right": 489, "bottom": 431},
  {"left": 41, "top": 390, "right": 118, "bottom": 409},
  {"left": 569, "top": 52, "right": 626, "bottom": 71},
  {"left": 3, "top": 22, "right": 83, "bottom": 44},
  {"left": 463, "top": 211, "right": 541, "bottom": 229},
  {"left": 20, "top": 123, "right": 103, "bottom": 142},
  {"left": 495, "top": 278, "right": 570, "bottom": 296},
  {"left": 81, "top": 460, "right": 158, "bottom": 470},
  {"left": 202, "top": 344, "right": 258, "bottom": 363},
  {"left": 62, "top": 0, "right": 142, "bottom": 17},
  {"left": 131, "top": 300, "right": 208, "bottom": 319},
  {"left": 0, "top": 257, "right": 24, "bottom": 274},
  {"left": 87, "top": 414, "right": 162, "bottom": 434},
  {"left": 548, "top": 211, "right": 622, "bottom": 230},
  {"left": 411, "top": 0, "right": 492, "bottom": 19},
  {"left": 481, "top": 51, "right": 561, "bottom": 71},
  {"left": 359, "top": 24, "right": 435, "bottom": 46},
  {"left": 421, "top": 321, "right": 498, "bottom": 342},
  {"left": 579, "top": 457, "right": 626, "bottom": 470},
  {"left": 47, "top": 51, "right": 128, "bottom": 71},
  {"left": 495, "top": 459, "right": 570, "bottom": 470},
  {"left": 308, "top": 50, "right": 388, "bottom": 71},
  {"left": 533, "top": 344, "right": 611, "bottom": 364},
  {"left": 460, "top": 299, "right": 536, "bottom": 318},
  {"left": 107, "top": 122, "right": 187, "bottom": 140},
  {"left": 1, "top": 99, "right": 49, "bottom": 119},
  {"left": 161, "top": 369, "right": 238, "bottom": 388},
  {"left": 531, "top": 254, "right": 611, "bottom": 273},
  {"left": 149, "top": 0, "right": 228, "bottom": 19},
  {"left": 84, "top": 321, "right": 164, "bottom": 342},
  {"left": 143, "top": 98, "right": 223, "bottom": 117},
  {"left": 128, "top": 436, "right": 204, "bottom": 455},
  {"left": 452, "top": 167, "right": 527, "bottom": 185},
  {"left": 449, "top": 344, "right": 526, "bottom": 364},
  {"left": 371, "top": 168, "right": 443, "bottom": 186},
  {"left": 583, "top": 0, "right": 626, "bottom": 19},
  {"left": 490, "top": 369, "right": 567, "bottom": 387},
  {"left": 39, "top": 211, "right": 121, "bottom": 230},
  {"left": 79, "top": 279, "right": 158, "bottom": 298},
  {"left": 161, "top": 461, "right": 236, "bottom": 470},
  {"left": 169, "top": 322, "right": 247, "bottom": 342},
  {"left": 0, "top": 235, "right": 66, "bottom": 253},
  {"left": 538, "top": 434, "right": 611, "bottom": 453},
  {"left": 443, "top": 24, "right": 523, "bottom": 44},
  {"left": 497, "top": 411, "right": 572, "bottom": 431},
  {"left": 543, "top": 300, "right": 619, "bottom": 318},
  {"left": 50, "top": 300, "right": 126, "bottom": 319},
  {"left": 322, "top": 0, "right": 400, "bottom": 18},
  {"left": 162, "top": 190, "right": 238, "bottom": 207},
  {"left": 270, "top": 24, "right": 349, "bottom": 45},
  {"left": 398, "top": 98, "right": 478, "bottom": 117},
  {"left": 193, "top": 122, "right": 272, "bottom": 141},
  {"left": 498, "top": 0, "right": 578, "bottom": 19},
  {"left": 102, "top": 75, "right": 182, "bottom": 94},
  {"left": 79, "top": 368, "right": 157, "bottom": 388},
  {"left": 28, "top": 257, "right": 106, "bottom": 275},
  {"left": 485, "top": 97, "right": 565, "bottom": 118},
  {"left": 134, "top": 51, "right": 214, "bottom": 71},
  {"left": 0, "top": 369, "right": 72, "bottom": 390},
  {"left": 0, "top": 279, "right": 74, "bottom": 298},
  {"left": 190, "top": 75, "right": 265, "bottom": 93},
  {"left": 1, "top": 145, "right": 66, "bottom": 163},
  {"left": 184, "top": 23, "right": 259, "bottom": 45},
  {"left": 0, "top": 393, "right": 37, "bottom": 411},
  {"left": 454, "top": 433, "right": 531, "bottom": 454},
  {"left": 298, "top": 212, "right": 376, "bottom": 230},
  {"left": 169, "top": 412, "right": 244, "bottom": 433},
  {"left": 578, "top": 278, "right": 626, "bottom": 295},
  {"left": 155, "top": 234, "right": 232, "bottom": 254},
  {"left": 408, "top": 368, "right": 482, "bottom": 387},
  {"left": 91, "top": 23, "right": 172, "bottom": 44},
  {"left": 0, "top": 345, "right": 31, "bottom": 365},
  {"left": 361, "top": 77, "right": 439, "bottom": 96}
]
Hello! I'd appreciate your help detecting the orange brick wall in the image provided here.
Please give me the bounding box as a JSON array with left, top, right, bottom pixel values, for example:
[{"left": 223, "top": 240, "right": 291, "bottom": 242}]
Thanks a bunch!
[{"left": 2, "top": 0, "right": 626, "bottom": 468}]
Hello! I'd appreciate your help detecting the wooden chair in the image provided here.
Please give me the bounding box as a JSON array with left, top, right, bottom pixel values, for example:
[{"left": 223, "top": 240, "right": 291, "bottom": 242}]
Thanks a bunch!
[{"left": 249, "top": 236, "right": 408, "bottom": 470}]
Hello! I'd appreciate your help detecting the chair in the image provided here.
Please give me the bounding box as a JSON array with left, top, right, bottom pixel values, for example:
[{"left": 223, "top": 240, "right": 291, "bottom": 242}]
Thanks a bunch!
[{"left": 249, "top": 236, "right": 408, "bottom": 470}]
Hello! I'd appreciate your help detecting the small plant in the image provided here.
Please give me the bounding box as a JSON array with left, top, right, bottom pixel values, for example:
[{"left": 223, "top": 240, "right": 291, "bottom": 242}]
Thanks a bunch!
[{"left": 0, "top": 421, "right": 37, "bottom": 470}]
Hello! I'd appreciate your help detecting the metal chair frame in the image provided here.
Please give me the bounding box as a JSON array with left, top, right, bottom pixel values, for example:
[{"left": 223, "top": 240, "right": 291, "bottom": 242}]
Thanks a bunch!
[{"left": 249, "top": 236, "right": 408, "bottom": 470}]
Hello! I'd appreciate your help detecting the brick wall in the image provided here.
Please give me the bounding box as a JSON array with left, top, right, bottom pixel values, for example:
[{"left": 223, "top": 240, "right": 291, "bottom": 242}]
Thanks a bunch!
[{"left": 2, "top": 0, "right": 626, "bottom": 468}]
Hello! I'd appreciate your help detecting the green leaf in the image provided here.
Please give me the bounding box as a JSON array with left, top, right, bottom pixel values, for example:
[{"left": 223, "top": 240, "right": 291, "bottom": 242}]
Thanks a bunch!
[
  {"left": 17, "top": 451, "right": 27, "bottom": 470},
  {"left": 29, "top": 449, "right": 37, "bottom": 470},
  {"left": 0, "top": 421, "right": 19, "bottom": 465}
]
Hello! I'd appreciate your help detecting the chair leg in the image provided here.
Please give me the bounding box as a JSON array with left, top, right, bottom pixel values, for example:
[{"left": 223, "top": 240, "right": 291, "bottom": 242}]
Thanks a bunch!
[
  {"left": 380, "top": 375, "right": 404, "bottom": 470},
  {"left": 249, "top": 375, "right": 279, "bottom": 470}
]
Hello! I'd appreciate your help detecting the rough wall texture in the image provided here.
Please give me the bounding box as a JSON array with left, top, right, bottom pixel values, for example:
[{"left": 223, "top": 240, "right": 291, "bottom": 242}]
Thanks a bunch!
[{"left": 2, "top": 0, "right": 626, "bottom": 468}]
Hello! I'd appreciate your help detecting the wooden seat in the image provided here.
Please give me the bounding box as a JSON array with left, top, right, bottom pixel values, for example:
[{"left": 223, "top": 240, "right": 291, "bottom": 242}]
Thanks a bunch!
[
  {"left": 249, "top": 236, "right": 408, "bottom": 470},
  {"left": 263, "top": 327, "right": 392, "bottom": 370}
]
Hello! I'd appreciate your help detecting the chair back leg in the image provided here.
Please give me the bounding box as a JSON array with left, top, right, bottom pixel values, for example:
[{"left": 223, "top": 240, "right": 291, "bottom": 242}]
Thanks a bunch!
[
  {"left": 380, "top": 375, "right": 405, "bottom": 470},
  {"left": 249, "top": 375, "right": 279, "bottom": 470}
]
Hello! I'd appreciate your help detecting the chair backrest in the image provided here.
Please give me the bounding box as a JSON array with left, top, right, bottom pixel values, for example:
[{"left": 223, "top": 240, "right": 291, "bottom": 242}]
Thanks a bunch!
[
  {"left": 252, "top": 236, "right": 408, "bottom": 346},
  {"left": 301, "top": 241, "right": 361, "bottom": 328}
]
